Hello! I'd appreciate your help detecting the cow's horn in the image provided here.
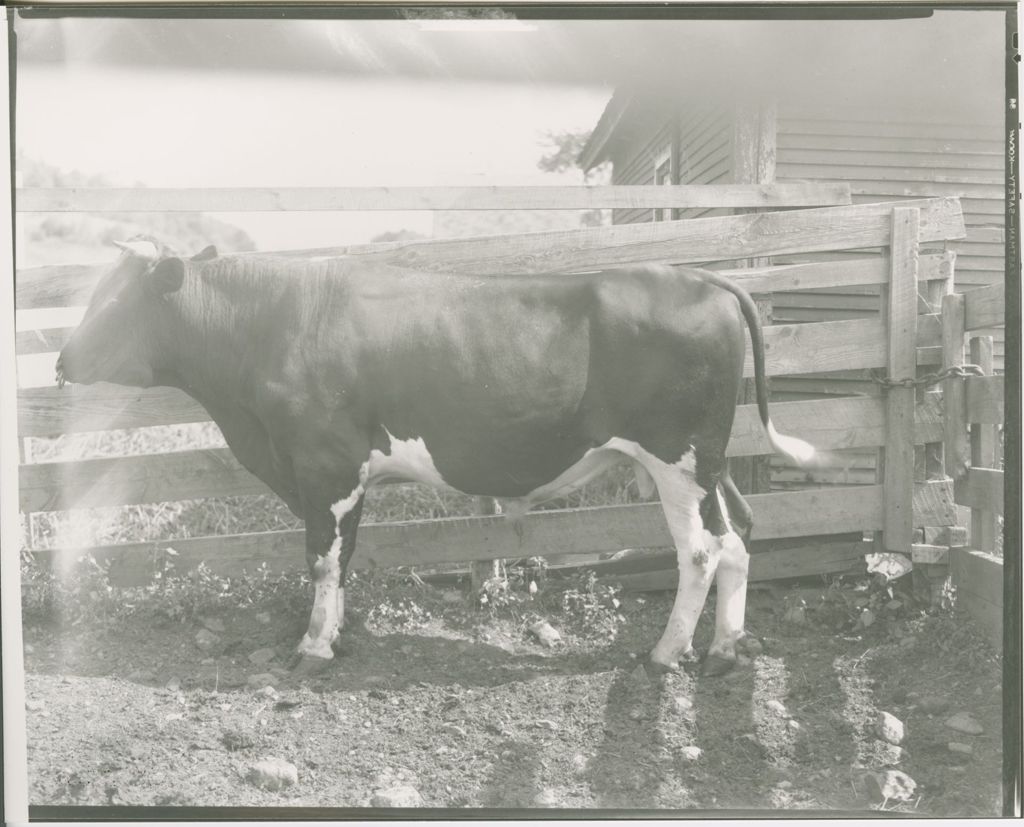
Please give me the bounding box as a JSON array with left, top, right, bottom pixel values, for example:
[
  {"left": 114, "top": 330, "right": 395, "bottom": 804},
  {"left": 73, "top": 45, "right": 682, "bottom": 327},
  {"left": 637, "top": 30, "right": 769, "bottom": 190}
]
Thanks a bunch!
[{"left": 113, "top": 239, "right": 160, "bottom": 258}]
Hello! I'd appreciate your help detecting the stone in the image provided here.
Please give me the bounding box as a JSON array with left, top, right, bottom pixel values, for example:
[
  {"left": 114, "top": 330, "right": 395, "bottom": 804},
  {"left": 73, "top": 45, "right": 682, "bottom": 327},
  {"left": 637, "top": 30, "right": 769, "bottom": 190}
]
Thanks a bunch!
[
  {"left": 918, "top": 696, "right": 950, "bottom": 715},
  {"left": 201, "top": 657, "right": 216, "bottom": 666},
  {"left": 370, "top": 784, "right": 423, "bottom": 807},
  {"left": 859, "top": 608, "right": 876, "bottom": 629},
  {"left": 201, "top": 616, "right": 226, "bottom": 633},
  {"left": 948, "top": 742, "right": 974, "bottom": 756},
  {"left": 256, "top": 612, "right": 272, "bottom": 625},
  {"left": 165, "top": 677, "right": 181, "bottom": 692},
  {"left": 440, "top": 723, "right": 468, "bottom": 739},
  {"left": 782, "top": 606, "right": 806, "bottom": 625},
  {"left": 766, "top": 699, "right": 788, "bottom": 717},
  {"left": 777, "top": 780, "right": 793, "bottom": 790},
  {"left": 674, "top": 695, "right": 694, "bottom": 713},
  {"left": 528, "top": 620, "right": 562, "bottom": 648},
  {"left": 679, "top": 745, "right": 702, "bottom": 761},
  {"left": 788, "top": 719, "right": 801, "bottom": 731},
  {"left": 864, "top": 769, "right": 916, "bottom": 803},
  {"left": 247, "top": 757, "right": 298, "bottom": 791},
  {"left": 944, "top": 712, "right": 984, "bottom": 735},
  {"left": 25, "top": 698, "right": 45, "bottom": 712},
  {"left": 248, "top": 673, "right": 278, "bottom": 689},
  {"left": 875, "top": 711, "right": 906, "bottom": 745},
  {"left": 571, "top": 753, "right": 588, "bottom": 774},
  {"left": 532, "top": 788, "right": 559, "bottom": 807},
  {"left": 195, "top": 629, "right": 221, "bottom": 653},
  {"left": 441, "top": 591, "right": 463, "bottom": 605},
  {"left": 248, "top": 647, "right": 277, "bottom": 665}
]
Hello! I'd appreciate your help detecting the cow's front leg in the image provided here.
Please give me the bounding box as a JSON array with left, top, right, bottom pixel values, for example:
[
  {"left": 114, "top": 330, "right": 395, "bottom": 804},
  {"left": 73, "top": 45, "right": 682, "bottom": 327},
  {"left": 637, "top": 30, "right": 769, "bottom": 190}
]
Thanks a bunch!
[{"left": 294, "top": 473, "right": 366, "bottom": 674}]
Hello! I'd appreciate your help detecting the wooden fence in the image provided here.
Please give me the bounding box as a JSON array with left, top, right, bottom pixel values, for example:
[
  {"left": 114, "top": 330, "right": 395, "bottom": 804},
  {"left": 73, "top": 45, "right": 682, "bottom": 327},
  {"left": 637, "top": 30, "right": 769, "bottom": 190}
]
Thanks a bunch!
[{"left": 15, "top": 186, "right": 997, "bottom": 619}]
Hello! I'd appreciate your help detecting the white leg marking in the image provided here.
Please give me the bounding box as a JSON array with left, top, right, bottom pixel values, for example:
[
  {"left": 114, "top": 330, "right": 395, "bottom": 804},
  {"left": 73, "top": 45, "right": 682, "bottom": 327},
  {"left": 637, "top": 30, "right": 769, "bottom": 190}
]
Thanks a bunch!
[
  {"left": 298, "top": 464, "right": 367, "bottom": 660},
  {"left": 603, "top": 441, "right": 716, "bottom": 669},
  {"left": 708, "top": 530, "right": 749, "bottom": 661}
]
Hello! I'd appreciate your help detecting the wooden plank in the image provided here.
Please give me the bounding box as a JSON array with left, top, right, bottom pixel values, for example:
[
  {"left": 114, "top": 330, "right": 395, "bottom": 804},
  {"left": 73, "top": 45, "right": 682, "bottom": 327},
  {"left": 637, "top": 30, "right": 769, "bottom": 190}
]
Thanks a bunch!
[
  {"left": 969, "top": 337, "right": 998, "bottom": 552},
  {"left": 18, "top": 384, "right": 209, "bottom": 438},
  {"left": 776, "top": 147, "right": 1004, "bottom": 171},
  {"left": 773, "top": 165, "right": 1002, "bottom": 187},
  {"left": 942, "top": 292, "right": 971, "bottom": 482},
  {"left": 18, "top": 396, "right": 944, "bottom": 513},
  {"left": 16, "top": 183, "right": 854, "bottom": 213},
  {"left": 883, "top": 208, "right": 920, "bottom": 553},
  {"left": 913, "top": 478, "right": 958, "bottom": 527},
  {"left": 955, "top": 468, "right": 1004, "bottom": 516},
  {"left": 842, "top": 181, "right": 1003, "bottom": 201},
  {"left": 949, "top": 548, "right": 1004, "bottom": 650},
  {"left": 13, "top": 197, "right": 968, "bottom": 310},
  {"left": 610, "top": 541, "right": 870, "bottom": 592},
  {"left": 911, "top": 544, "right": 949, "bottom": 564},
  {"left": 779, "top": 118, "right": 1003, "bottom": 142},
  {"left": 963, "top": 283, "right": 1004, "bottom": 331},
  {"left": 966, "top": 375, "right": 1004, "bottom": 424},
  {"left": 28, "top": 486, "right": 886, "bottom": 586},
  {"left": 777, "top": 133, "right": 1004, "bottom": 156}
]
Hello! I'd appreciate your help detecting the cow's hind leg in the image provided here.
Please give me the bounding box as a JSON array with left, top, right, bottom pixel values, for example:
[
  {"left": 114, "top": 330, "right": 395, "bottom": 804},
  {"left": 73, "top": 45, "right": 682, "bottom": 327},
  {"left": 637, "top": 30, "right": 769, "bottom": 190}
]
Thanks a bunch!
[
  {"left": 294, "top": 468, "right": 367, "bottom": 674},
  {"left": 701, "top": 482, "right": 751, "bottom": 677},
  {"left": 631, "top": 447, "right": 718, "bottom": 671}
]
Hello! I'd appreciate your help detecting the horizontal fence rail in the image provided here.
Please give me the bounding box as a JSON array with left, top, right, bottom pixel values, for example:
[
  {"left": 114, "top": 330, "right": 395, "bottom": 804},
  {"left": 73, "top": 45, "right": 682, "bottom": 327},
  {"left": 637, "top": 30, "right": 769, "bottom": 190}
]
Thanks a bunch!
[
  {"left": 31, "top": 480, "right": 956, "bottom": 588},
  {"left": 14, "top": 197, "right": 966, "bottom": 309},
  {"left": 16, "top": 183, "right": 853, "bottom": 213}
]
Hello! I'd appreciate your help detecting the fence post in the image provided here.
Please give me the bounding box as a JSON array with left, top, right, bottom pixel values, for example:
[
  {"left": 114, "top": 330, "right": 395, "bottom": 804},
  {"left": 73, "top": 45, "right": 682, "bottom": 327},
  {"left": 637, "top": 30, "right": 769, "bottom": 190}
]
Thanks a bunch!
[
  {"left": 732, "top": 101, "right": 776, "bottom": 496},
  {"left": 883, "top": 207, "right": 920, "bottom": 553},
  {"left": 470, "top": 497, "right": 502, "bottom": 591},
  {"left": 916, "top": 252, "right": 956, "bottom": 481},
  {"left": 941, "top": 292, "right": 969, "bottom": 487},
  {"left": 969, "top": 335, "right": 998, "bottom": 551}
]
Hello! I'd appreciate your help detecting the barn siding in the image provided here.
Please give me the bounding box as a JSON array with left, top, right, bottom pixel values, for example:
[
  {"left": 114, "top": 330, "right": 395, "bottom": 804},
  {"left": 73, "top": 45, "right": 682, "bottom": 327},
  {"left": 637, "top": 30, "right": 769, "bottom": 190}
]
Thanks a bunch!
[{"left": 775, "top": 105, "right": 1005, "bottom": 368}]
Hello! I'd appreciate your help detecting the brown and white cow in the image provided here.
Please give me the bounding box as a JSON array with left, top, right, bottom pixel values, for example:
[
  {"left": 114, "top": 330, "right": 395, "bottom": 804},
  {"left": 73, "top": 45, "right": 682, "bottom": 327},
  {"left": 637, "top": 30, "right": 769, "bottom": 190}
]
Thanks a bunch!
[{"left": 57, "top": 237, "right": 814, "bottom": 676}]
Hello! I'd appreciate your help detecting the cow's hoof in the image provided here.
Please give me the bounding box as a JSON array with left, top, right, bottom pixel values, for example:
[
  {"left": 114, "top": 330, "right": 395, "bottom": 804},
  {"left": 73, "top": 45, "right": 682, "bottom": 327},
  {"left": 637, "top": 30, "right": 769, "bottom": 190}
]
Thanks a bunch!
[
  {"left": 645, "top": 658, "right": 677, "bottom": 677},
  {"left": 290, "top": 653, "right": 333, "bottom": 677},
  {"left": 700, "top": 653, "right": 736, "bottom": 678}
]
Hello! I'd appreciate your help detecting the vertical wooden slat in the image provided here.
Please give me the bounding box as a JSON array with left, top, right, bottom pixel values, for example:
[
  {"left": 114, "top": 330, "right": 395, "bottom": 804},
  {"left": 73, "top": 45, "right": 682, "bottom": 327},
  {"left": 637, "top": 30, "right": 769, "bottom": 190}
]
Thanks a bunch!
[
  {"left": 942, "top": 292, "right": 970, "bottom": 486},
  {"left": 917, "top": 262, "right": 955, "bottom": 480},
  {"left": 470, "top": 497, "right": 502, "bottom": 591},
  {"left": 969, "top": 336, "right": 998, "bottom": 551},
  {"left": 884, "top": 207, "right": 920, "bottom": 551},
  {"left": 732, "top": 102, "right": 777, "bottom": 496}
]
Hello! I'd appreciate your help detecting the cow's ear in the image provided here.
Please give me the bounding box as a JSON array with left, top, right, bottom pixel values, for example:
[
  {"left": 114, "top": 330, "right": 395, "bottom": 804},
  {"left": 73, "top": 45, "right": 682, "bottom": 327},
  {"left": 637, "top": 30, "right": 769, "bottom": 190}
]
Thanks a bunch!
[
  {"left": 191, "top": 245, "right": 218, "bottom": 262},
  {"left": 146, "top": 257, "right": 185, "bottom": 294}
]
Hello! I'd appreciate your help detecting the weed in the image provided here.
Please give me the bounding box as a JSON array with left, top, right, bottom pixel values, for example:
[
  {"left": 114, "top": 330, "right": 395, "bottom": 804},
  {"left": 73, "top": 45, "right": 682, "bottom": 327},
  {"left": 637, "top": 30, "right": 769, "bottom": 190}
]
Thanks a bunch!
[{"left": 557, "top": 570, "right": 625, "bottom": 642}]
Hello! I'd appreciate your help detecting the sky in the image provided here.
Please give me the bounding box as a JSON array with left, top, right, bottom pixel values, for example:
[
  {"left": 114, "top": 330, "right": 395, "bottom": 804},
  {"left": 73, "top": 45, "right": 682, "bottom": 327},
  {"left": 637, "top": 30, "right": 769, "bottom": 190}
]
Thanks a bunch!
[{"left": 16, "top": 65, "right": 609, "bottom": 251}]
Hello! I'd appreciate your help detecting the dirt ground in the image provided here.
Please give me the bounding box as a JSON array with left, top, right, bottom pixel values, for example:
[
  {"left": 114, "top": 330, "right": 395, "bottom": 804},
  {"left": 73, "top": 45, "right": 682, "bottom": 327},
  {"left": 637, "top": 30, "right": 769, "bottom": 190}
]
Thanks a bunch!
[{"left": 22, "top": 574, "right": 1004, "bottom": 815}]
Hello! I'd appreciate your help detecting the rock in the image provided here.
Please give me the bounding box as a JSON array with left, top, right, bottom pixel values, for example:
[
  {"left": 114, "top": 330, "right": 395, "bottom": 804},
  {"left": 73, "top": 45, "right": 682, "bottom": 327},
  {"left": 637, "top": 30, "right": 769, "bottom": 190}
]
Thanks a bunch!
[
  {"left": 201, "top": 616, "right": 226, "bottom": 633},
  {"left": 247, "top": 757, "right": 298, "bottom": 791},
  {"left": 370, "top": 784, "right": 423, "bottom": 807},
  {"left": 528, "top": 620, "right": 562, "bottom": 648},
  {"left": 864, "top": 769, "right": 916, "bottom": 803},
  {"left": 247, "top": 673, "right": 278, "bottom": 689},
  {"left": 875, "top": 711, "right": 906, "bottom": 745},
  {"left": 256, "top": 612, "right": 272, "bottom": 625},
  {"left": 945, "top": 712, "right": 984, "bottom": 735},
  {"left": 900, "top": 636, "right": 917, "bottom": 648},
  {"left": 777, "top": 780, "right": 793, "bottom": 790},
  {"left": 788, "top": 719, "right": 801, "bottom": 731},
  {"left": 24, "top": 643, "right": 34, "bottom": 655},
  {"left": 674, "top": 695, "right": 694, "bottom": 712},
  {"left": 629, "top": 663, "right": 650, "bottom": 687},
  {"left": 440, "top": 724, "right": 468, "bottom": 739},
  {"left": 948, "top": 742, "right": 974, "bottom": 756},
  {"left": 201, "top": 657, "right": 215, "bottom": 666},
  {"left": 679, "top": 745, "right": 702, "bottom": 761},
  {"left": 248, "top": 647, "right": 277, "bottom": 666},
  {"left": 628, "top": 708, "right": 645, "bottom": 721},
  {"left": 532, "top": 788, "right": 559, "bottom": 807},
  {"left": 859, "top": 608, "right": 876, "bottom": 629},
  {"left": 441, "top": 591, "right": 463, "bottom": 605},
  {"left": 571, "top": 753, "right": 588, "bottom": 774},
  {"left": 222, "top": 728, "right": 257, "bottom": 751},
  {"left": 919, "top": 695, "right": 950, "bottom": 715},
  {"left": 782, "top": 606, "right": 806, "bottom": 626},
  {"left": 535, "top": 719, "right": 559, "bottom": 731},
  {"left": 886, "top": 599, "right": 903, "bottom": 612},
  {"left": 165, "top": 677, "right": 181, "bottom": 692},
  {"left": 25, "top": 698, "right": 45, "bottom": 712},
  {"left": 766, "top": 699, "right": 788, "bottom": 717},
  {"left": 195, "top": 629, "right": 221, "bottom": 652}
]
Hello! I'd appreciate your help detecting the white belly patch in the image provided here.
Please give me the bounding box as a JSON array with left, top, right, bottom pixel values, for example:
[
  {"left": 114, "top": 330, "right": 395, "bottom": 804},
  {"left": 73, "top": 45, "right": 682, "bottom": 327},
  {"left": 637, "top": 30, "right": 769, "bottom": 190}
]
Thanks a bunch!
[{"left": 365, "top": 429, "right": 677, "bottom": 516}]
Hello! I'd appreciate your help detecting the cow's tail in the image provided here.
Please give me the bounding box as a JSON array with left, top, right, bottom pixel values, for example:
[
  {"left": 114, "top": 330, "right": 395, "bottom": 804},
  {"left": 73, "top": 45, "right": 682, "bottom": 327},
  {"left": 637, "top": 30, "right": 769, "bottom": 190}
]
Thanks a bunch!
[{"left": 698, "top": 271, "right": 816, "bottom": 467}]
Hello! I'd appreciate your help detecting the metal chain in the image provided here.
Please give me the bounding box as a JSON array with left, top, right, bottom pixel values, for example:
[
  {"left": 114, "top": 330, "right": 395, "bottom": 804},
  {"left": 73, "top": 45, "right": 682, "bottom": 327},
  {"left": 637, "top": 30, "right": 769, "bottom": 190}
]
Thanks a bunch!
[{"left": 872, "top": 363, "right": 986, "bottom": 390}]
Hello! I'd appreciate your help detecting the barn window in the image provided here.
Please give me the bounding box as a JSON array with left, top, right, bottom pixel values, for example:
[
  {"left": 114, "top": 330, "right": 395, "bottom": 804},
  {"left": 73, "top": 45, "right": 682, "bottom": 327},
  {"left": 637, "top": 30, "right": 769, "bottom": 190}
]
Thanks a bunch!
[{"left": 653, "top": 147, "right": 673, "bottom": 222}]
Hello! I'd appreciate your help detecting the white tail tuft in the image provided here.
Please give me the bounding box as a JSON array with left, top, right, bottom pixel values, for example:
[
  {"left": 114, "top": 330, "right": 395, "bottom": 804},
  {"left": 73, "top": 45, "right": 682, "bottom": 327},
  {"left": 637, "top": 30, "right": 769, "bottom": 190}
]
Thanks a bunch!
[{"left": 766, "top": 420, "right": 816, "bottom": 466}]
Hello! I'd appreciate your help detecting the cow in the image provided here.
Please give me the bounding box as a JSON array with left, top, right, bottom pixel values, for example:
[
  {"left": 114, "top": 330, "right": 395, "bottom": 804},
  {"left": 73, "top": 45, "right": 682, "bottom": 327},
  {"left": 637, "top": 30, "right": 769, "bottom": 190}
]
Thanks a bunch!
[{"left": 56, "top": 236, "right": 814, "bottom": 677}]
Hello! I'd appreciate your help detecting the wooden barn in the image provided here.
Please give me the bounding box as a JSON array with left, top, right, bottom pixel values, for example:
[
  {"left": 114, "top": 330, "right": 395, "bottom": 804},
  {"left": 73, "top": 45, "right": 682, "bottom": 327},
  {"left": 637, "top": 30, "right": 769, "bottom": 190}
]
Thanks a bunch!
[{"left": 578, "top": 20, "right": 1006, "bottom": 491}]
